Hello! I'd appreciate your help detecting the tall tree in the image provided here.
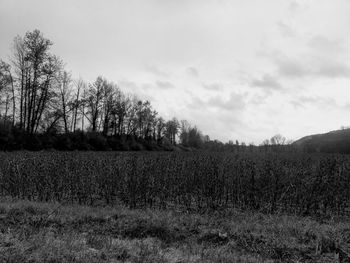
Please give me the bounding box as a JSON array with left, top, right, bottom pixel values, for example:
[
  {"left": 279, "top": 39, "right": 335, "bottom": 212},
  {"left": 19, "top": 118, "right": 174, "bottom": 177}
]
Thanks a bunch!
[
  {"left": 165, "top": 118, "right": 179, "bottom": 145},
  {"left": 57, "top": 71, "right": 73, "bottom": 133},
  {"left": 85, "top": 76, "right": 105, "bottom": 132},
  {"left": 156, "top": 117, "right": 166, "bottom": 141},
  {"left": 11, "top": 35, "right": 27, "bottom": 129},
  {"left": 71, "top": 78, "right": 85, "bottom": 132},
  {"left": 179, "top": 119, "right": 190, "bottom": 146},
  {"left": 0, "top": 61, "right": 15, "bottom": 126},
  {"left": 270, "top": 134, "right": 286, "bottom": 145},
  {"left": 112, "top": 90, "right": 130, "bottom": 136},
  {"left": 0, "top": 61, "right": 14, "bottom": 125},
  {"left": 101, "top": 81, "right": 116, "bottom": 135},
  {"left": 10, "top": 30, "right": 62, "bottom": 133}
]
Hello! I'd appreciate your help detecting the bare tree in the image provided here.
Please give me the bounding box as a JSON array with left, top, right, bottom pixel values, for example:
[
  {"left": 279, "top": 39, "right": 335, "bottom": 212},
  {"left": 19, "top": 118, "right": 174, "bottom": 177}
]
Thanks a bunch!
[
  {"left": 0, "top": 61, "right": 14, "bottom": 125},
  {"left": 179, "top": 119, "right": 190, "bottom": 146},
  {"left": 71, "top": 78, "right": 85, "bottom": 132},
  {"left": 57, "top": 71, "right": 73, "bottom": 133},
  {"left": 179, "top": 120, "right": 204, "bottom": 148},
  {"left": 155, "top": 117, "right": 166, "bottom": 141},
  {"left": 85, "top": 76, "right": 105, "bottom": 132},
  {"left": 112, "top": 90, "right": 131, "bottom": 136},
  {"left": 261, "top": 139, "right": 270, "bottom": 146},
  {"left": 34, "top": 55, "right": 63, "bottom": 133},
  {"left": 11, "top": 35, "right": 27, "bottom": 129},
  {"left": 0, "top": 61, "right": 15, "bottom": 126},
  {"left": 101, "top": 81, "right": 116, "bottom": 136},
  {"left": 10, "top": 30, "right": 62, "bottom": 133},
  {"left": 270, "top": 134, "right": 286, "bottom": 145},
  {"left": 165, "top": 118, "right": 179, "bottom": 145},
  {"left": 125, "top": 95, "right": 139, "bottom": 136}
]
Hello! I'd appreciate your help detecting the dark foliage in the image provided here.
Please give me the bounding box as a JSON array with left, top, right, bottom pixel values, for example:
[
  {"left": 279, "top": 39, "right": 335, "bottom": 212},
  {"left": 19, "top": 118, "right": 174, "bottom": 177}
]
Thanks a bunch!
[{"left": 0, "top": 127, "right": 173, "bottom": 151}]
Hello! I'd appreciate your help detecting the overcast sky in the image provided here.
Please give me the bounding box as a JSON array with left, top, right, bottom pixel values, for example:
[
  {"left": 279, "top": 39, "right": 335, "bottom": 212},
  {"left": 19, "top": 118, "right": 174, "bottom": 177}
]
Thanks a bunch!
[{"left": 1, "top": 0, "right": 350, "bottom": 143}]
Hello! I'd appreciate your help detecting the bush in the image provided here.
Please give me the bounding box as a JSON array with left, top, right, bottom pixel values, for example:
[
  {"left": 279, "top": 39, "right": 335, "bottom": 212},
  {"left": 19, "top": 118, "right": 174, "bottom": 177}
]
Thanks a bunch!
[
  {"left": 87, "top": 132, "right": 109, "bottom": 151},
  {"left": 54, "top": 135, "right": 72, "bottom": 151},
  {"left": 23, "top": 134, "right": 42, "bottom": 151},
  {"left": 0, "top": 125, "right": 172, "bottom": 151}
]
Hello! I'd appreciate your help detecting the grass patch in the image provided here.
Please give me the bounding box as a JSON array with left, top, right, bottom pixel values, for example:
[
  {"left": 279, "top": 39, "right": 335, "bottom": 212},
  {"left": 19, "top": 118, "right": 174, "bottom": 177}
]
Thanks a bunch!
[{"left": 0, "top": 199, "right": 349, "bottom": 262}]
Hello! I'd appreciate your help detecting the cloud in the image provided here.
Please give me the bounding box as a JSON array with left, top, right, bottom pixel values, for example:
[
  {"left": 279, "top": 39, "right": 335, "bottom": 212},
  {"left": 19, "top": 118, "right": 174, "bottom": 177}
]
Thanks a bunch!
[
  {"left": 184, "top": 94, "right": 247, "bottom": 142},
  {"left": 251, "top": 74, "right": 282, "bottom": 93},
  {"left": 144, "top": 64, "right": 170, "bottom": 78},
  {"left": 289, "top": 1, "right": 299, "bottom": 12},
  {"left": 118, "top": 79, "right": 139, "bottom": 93},
  {"left": 274, "top": 55, "right": 308, "bottom": 77},
  {"left": 249, "top": 93, "right": 268, "bottom": 106},
  {"left": 290, "top": 95, "right": 337, "bottom": 109},
  {"left": 186, "top": 67, "right": 199, "bottom": 77},
  {"left": 2, "top": 0, "right": 350, "bottom": 144},
  {"left": 155, "top": 81, "right": 175, "bottom": 89},
  {"left": 276, "top": 21, "right": 296, "bottom": 38},
  {"left": 308, "top": 35, "right": 344, "bottom": 54},
  {"left": 189, "top": 92, "right": 246, "bottom": 112},
  {"left": 118, "top": 79, "right": 154, "bottom": 101},
  {"left": 202, "top": 82, "right": 224, "bottom": 91},
  {"left": 208, "top": 93, "right": 246, "bottom": 111},
  {"left": 315, "top": 60, "right": 350, "bottom": 78},
  {"left": 275, "top": 54, "right": 350, "bottom": 79}
]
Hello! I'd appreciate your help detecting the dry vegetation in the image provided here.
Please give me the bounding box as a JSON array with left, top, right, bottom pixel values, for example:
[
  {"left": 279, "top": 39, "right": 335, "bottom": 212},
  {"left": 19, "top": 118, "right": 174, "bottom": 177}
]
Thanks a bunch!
[
  {"left": 1, "top": 198, "right": 350, "bottom": 263},
  {"left": 1, "top": 151, "right": 350, "bottom": 262},
  {"left": 1, "top": 152, "right": 350, "bottom": 215}
]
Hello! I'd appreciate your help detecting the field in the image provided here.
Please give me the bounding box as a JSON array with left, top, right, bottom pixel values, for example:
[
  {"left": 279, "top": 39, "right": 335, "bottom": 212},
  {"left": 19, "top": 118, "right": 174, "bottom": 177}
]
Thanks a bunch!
[
  {"left": 1, "top": 151, "right": 350, "bottom": 215},
  {"left": 0, "top": 198, "right": 350, "bottom": 263},
  {"left": 1, "top": 151, "right": 350, "bottom": 262}
]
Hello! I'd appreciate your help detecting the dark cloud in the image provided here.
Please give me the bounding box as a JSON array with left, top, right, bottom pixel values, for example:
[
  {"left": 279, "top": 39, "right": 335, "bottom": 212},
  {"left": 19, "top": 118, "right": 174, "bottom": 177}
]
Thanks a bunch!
[
  {"left": 155, "top": 81, "right": 175, "bottom": 89},
  {"left": 308, "top": 35, "right": 344, "bottom": 54},
  {"left": 288, "top": 0, "right": 301, "bottom": 14},
  {"left": 259, "top": 45, "right": 350, "bottom": 79},
  {"left": 251, "top": 74, "right": 282, "bottom": 93},
  {"left": 290, "top": 96, "right": 337, "bottom": 109},
  {"left": 202, "top": 83, "right": 224, "bottom": 91},
  {"left": 276, "top": 21, "right": 296, "bottom": 38},
  {"left": 144, "top": 64, "right": 170, "bottom": 78},
  {"left": 186, "top": 67, "right": 199, "bottom": 77},
  {"left": 275, "top": 54, "right": 350, "bottom": 79},
  {"left": 275, "top": 56, "right": 308, "bottom": 77},
  {"left": 315, "top": 60, "right": 350, "bottom": 78}
]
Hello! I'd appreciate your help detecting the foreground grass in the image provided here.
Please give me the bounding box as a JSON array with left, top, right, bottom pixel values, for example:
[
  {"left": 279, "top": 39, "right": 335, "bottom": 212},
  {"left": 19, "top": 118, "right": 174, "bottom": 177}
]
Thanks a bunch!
[{"left": 0, "top": 198, "right": 349, "bottom": 262}]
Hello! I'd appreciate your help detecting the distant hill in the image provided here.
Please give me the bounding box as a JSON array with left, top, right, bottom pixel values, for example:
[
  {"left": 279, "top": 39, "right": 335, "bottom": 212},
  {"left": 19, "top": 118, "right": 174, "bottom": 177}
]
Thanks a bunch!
[{"left": 293, "top": 128, "right": 350, "bottom": 154}]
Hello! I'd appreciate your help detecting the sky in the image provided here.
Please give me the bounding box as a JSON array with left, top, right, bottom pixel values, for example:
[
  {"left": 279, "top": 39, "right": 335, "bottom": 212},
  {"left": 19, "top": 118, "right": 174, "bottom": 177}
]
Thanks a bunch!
[{"left": 1, "top": 0, "right": 350, "bottom": 144}]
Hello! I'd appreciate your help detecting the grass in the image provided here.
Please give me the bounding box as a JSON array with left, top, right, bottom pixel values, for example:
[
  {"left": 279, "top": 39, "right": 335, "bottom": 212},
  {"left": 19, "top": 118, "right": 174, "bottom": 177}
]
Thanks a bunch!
[{"left": 0, "top": 198, "right": 349, "bottom": 262}]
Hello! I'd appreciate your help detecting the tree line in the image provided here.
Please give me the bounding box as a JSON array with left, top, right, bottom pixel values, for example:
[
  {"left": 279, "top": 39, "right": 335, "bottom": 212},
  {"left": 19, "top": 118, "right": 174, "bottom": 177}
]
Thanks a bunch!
[{"left": 0, "top": 30, "right": 206, "bottom": 151}]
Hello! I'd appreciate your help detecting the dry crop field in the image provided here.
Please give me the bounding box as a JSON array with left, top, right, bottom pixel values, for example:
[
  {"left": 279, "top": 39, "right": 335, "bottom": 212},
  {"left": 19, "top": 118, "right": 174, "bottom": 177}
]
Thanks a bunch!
[
  {"left": 1, "top": 151, "right": 350, "bottom": 262},
  {"left": 1, "top": 151, "right": 350, "bottom": 216}
]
